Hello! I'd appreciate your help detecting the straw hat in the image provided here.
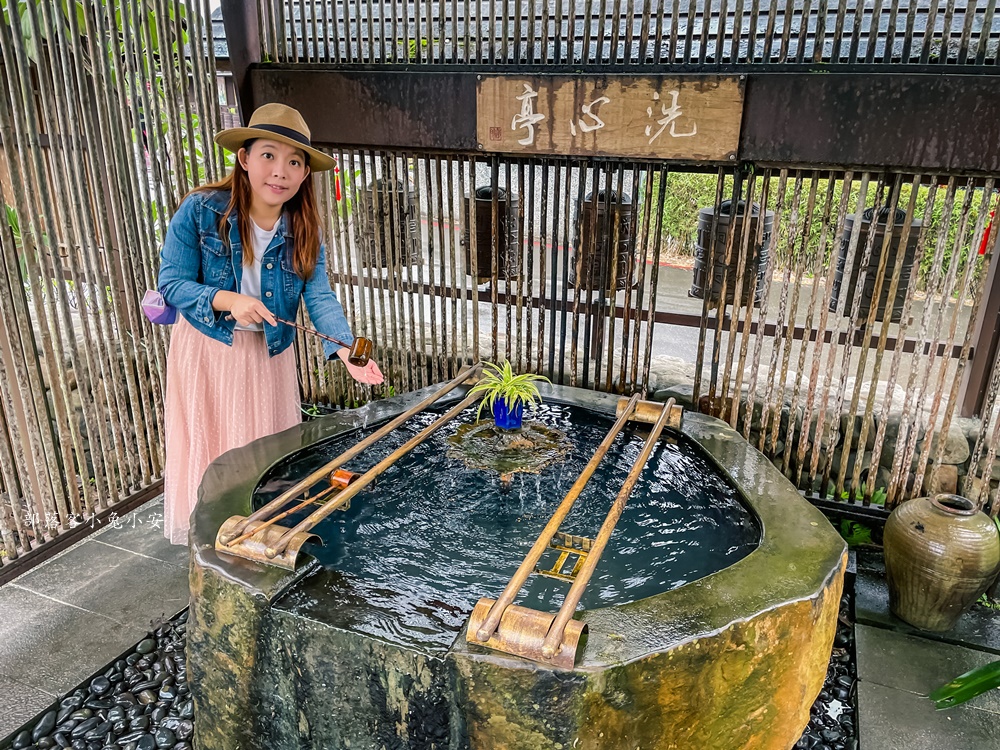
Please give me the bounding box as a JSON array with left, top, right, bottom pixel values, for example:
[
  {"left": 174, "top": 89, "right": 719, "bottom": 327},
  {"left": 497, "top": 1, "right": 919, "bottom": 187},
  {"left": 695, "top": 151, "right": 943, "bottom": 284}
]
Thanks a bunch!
[{"left": 214, "top": 103, "right": 337, "bottom": 172}]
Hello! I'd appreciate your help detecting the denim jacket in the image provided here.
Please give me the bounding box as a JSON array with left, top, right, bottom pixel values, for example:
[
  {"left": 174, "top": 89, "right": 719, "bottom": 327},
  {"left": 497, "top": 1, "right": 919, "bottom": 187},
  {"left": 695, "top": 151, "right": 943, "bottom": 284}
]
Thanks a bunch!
[{"left": 157, "top": 189, "right": 354, "bottom": 359}]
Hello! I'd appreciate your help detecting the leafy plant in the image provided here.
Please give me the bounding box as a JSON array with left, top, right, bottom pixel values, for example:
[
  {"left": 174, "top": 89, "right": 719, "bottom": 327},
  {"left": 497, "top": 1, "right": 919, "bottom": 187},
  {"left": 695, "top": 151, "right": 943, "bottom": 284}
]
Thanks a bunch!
[
  {"left": 407, "top": 38, "right": 424, "bottom": 59},
  {"left": 468, "top": 360, "right": 550, "bottom": 422},
  {"left": 5, "top": 1, "right": 188, "bottom": 75},
  {"left": 838, "top": 519, "right": 873, "bottom": 547},
  {"left": 301, "top": 403, "right": 324, "bottom": 418},
  {"left": 829, "top": 483, "right": 888, "bottom": 507},
  {"left": 930, "top": 660, "right": 1000, "bottom": 710},
  {"left": 335, "top": 167, "right": 363, "bottom": 219},
  {"left": 977, "top": 593, "right": 1000, "bottom": 611},
  {"left": 5, "top": 203, "right": 20, "bottom": 244},
  {"left": 405, "top": 37, "right": 432, "bottom": 61}
]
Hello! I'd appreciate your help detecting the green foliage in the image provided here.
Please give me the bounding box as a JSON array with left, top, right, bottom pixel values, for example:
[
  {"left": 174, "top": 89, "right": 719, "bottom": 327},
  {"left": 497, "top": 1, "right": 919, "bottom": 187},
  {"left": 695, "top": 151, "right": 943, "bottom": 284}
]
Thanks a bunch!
[
  {"left": 335, "top": 167, "right": 363, "bottom": 219},
  {"left": 827, "top": 482, "right": 887, "bottom": 507},
  {"left": 977, "top": 593, "right": 1000, "bottom": 611},
  {"left": 6, "top": 202, "right": 50, "bottom": 280},
  {"left": 4, "top": 1, "right": 204, "bottom": 193},
  {"left": 468, "top": 360, "right": 550, "bottom": 422},
  {"left": 930, "top": 660, "right": 1000, "bottom": 710},
  {"left": 4, "top": 1, "right": 187, "bottom": 70},
  {"left": 871, "top": 487, "right": 888, "bottom": 506},
  {"left": 838, "top": 519, "right": 873, "bottom": 547},
  {"left": 157, "top": 110, "right": 210, "bottom": 187},
  {"left": 301, "top": 403, "right": 327, "bottom": 419},
  {"left": 643, "top": 171, "right": 723, "bottom": 256},
  {"left": 5, "top": 203, "right": 20, "bottom": 245},
  {"left": 406, "top": 37, "right": 431, "bottom": 60}
]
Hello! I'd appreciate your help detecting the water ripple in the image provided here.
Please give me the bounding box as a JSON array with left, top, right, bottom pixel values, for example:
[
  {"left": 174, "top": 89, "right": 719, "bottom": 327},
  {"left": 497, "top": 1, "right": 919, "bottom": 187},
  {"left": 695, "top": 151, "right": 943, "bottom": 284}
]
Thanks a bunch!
[{"left": 258, "top": 403, "right": 760, "bottom": 654}]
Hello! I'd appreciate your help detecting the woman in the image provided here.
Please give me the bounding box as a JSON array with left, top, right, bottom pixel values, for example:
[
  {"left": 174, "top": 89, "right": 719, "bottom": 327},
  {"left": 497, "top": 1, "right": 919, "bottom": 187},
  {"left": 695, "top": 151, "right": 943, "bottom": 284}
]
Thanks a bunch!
[{"left": 157, "top": 102, "right": 382, "bottom": 545}]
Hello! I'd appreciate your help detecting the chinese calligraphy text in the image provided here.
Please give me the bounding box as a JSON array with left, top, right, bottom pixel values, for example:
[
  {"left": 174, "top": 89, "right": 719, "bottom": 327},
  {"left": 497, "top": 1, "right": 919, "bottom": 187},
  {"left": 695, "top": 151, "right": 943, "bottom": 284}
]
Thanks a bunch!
[{"left": 478, "top": 75, "right": 743, "bottom": 161}]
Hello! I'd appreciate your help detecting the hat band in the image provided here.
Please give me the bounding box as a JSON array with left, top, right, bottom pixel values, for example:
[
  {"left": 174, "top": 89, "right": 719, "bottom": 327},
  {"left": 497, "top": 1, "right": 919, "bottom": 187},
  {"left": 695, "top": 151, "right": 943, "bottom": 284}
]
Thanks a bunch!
[{"left": 248, "top": 123, "right": 311, "bottom": 148}]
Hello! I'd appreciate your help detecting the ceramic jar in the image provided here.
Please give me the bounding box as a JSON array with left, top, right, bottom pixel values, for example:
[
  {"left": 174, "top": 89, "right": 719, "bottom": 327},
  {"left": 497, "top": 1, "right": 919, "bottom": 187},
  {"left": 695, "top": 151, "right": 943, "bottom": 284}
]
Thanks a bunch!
[{"left": 883, "top": 493, "right": 1000, "bottom": 632}]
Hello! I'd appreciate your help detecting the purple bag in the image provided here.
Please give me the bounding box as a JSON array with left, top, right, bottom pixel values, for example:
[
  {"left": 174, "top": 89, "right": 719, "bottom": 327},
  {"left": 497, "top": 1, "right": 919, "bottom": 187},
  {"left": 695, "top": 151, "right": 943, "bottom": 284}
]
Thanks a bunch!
[{"left": 142, "top": 289, "right": 177, "bottom": 325}]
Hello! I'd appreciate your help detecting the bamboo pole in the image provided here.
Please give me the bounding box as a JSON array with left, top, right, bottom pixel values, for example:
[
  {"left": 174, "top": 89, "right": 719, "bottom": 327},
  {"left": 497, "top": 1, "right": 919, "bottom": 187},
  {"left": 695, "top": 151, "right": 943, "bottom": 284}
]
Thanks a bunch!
[
  {"left": 223, "top": 363, "right": 482, "bottom": 542},
  {"left": 268, "top": 388, "right": 483, "bottom": 556},
  {"left": 541, "top": 398, "right": 673, "bottom": 658},
  {"left": 474, "top": 392, "right": 640, "bottom": 643}
]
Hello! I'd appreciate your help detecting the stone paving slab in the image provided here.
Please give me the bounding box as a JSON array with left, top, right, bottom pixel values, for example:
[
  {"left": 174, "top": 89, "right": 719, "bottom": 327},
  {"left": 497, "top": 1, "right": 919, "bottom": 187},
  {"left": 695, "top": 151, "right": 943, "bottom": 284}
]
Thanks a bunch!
[
  {"left": 13, "top": 539, "right": 189, "bottom": 631},
  {"left": 0, "top": 676, "right": 55, "bottom": 740},
  {"left": 89, "top": 498, "right": 188, "bottom": 567},
  {"left": 856, "top": 624, "right": 1000, "bottom": 715},
  {"left": 858, "top": 681, "right": 1000, "bottom": 750},
  {"left": 854, "top": 547, "right": 1000, "bottom": 750},
  {"left": 0, "top": 584, "right": 148, "bottom": 708}
]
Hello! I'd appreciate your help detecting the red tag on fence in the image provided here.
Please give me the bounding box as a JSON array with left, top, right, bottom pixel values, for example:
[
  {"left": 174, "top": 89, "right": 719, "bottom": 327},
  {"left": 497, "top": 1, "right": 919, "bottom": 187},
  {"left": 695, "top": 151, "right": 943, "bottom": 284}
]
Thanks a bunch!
[
  {"left": 980, "top": 209, "right": 995, "bottom": 255},
  {"left": 334, "top": 166, "right": 342, "bottom": 202}
]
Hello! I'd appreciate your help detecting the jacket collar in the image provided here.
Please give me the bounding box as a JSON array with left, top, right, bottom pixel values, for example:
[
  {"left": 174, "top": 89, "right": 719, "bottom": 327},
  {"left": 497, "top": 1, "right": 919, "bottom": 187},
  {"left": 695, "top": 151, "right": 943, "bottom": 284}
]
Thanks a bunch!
[{"left": 202, "top": 188, "right": 294, "bottom": 239}]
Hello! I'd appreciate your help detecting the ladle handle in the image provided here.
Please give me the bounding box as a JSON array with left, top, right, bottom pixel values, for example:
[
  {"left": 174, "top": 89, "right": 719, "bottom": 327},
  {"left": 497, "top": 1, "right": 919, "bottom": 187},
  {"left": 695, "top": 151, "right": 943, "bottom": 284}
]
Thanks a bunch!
[{"left": 273, "top": 316, "right": 350, "bottom": 350}]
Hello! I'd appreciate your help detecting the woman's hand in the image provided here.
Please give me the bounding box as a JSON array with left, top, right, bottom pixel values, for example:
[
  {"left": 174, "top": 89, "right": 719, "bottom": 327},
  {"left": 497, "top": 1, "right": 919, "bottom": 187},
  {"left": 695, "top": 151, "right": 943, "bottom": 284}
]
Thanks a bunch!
[
  {"left": 215, "top": 291, "right": 276, "bottom": 327},
  {"left": 338, "top": 348, "right": 384, "bottom": 385}
]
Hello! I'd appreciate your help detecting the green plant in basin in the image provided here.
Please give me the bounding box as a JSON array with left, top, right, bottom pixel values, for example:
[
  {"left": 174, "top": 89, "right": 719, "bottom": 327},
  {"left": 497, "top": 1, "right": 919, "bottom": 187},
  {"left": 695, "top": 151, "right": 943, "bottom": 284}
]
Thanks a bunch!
[{"left": 468, "top": 360, "right": 550, "bottom": 424}]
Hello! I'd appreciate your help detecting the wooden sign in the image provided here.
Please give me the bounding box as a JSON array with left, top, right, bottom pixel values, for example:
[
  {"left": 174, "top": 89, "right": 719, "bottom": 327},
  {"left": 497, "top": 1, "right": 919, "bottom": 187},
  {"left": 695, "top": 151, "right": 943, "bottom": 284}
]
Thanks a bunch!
[{"left": 477, "top": 75, "right": 744, "bottom": 161}]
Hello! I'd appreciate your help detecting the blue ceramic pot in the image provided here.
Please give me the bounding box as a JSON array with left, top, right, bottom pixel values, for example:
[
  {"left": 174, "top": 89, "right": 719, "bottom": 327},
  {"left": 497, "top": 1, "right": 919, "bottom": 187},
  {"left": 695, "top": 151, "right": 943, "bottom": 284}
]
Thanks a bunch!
[{"left": 492, "top": 398, "right": 524, "bottom": 430}]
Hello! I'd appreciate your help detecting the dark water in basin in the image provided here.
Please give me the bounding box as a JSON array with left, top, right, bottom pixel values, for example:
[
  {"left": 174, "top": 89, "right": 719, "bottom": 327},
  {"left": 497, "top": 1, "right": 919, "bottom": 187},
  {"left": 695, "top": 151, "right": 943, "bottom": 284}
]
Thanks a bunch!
[{"left": 255, "top": 402, "right": 760, "bottom": 655}]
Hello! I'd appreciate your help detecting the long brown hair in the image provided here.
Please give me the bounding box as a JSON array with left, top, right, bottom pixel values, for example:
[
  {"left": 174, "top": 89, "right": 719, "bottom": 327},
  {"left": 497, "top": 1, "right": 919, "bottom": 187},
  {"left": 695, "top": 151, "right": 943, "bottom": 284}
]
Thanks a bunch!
[{"left": 192, "top": 140, "right": 321, "bottom": 279}]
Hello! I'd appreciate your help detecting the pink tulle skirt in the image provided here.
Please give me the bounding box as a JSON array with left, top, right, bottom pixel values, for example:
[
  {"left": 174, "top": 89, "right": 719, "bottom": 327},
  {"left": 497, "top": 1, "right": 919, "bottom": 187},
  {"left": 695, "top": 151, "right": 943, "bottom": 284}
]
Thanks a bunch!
[{"left": 163, "top": 316, "right": 300, "bottom": 545}]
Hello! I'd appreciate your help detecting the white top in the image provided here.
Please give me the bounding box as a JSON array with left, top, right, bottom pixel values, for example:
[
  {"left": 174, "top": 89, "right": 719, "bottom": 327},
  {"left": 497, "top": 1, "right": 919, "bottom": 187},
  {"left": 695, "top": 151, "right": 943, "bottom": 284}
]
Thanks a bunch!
[{"left": 234, "top": 219, "right": 280, "bottom": 332}]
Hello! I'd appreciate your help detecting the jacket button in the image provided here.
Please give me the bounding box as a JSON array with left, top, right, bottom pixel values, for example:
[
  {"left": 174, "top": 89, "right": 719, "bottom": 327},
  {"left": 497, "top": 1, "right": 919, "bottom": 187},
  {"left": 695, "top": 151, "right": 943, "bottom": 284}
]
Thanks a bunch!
[
  {"left": 266, "top": 263, "right": 273, "bottom": 269},
  {"left": 204, "top": 316, "right": 210, "bottom": 322},
  {"left": 265, "top": 291, "right": 273, "bottom": 297}
]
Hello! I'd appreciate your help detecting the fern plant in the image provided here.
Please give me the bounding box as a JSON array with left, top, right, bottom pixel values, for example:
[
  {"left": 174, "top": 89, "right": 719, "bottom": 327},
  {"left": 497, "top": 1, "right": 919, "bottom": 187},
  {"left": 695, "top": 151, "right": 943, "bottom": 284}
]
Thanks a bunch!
[{"left": 468, "top": 360, "right": 550, "bottom": 422}]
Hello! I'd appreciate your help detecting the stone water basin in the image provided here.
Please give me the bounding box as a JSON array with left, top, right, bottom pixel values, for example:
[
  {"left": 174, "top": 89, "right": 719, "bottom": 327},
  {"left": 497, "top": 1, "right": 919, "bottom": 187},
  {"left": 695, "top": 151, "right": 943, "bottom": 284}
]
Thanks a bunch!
[{"left": 187, "top": 382, "right": 846, "bottom": 750}]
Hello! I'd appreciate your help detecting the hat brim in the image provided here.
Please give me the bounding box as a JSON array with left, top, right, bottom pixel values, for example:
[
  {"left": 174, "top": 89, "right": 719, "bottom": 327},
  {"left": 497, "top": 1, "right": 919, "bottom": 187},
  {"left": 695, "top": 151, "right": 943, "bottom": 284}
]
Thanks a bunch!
[{"left": 214, "top": 127, "right": 338, "bottom": 172}]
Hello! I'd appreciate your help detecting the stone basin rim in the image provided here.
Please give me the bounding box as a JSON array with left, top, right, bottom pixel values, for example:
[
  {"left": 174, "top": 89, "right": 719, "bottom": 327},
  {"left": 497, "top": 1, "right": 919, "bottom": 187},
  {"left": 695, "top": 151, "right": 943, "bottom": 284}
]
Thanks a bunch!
[{"left": 190, "top": 380, "right": 846, "bottom": 668}]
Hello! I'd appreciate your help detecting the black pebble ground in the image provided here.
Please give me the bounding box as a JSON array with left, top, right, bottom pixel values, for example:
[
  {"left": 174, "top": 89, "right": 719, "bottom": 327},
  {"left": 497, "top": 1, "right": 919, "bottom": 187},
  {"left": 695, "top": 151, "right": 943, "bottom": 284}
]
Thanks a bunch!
[
  {"left": 795, "top": 584, "right": 859, "bottom": 750},
  {"left": 7, "top": 611, "right": 191, "bottom": 750}
]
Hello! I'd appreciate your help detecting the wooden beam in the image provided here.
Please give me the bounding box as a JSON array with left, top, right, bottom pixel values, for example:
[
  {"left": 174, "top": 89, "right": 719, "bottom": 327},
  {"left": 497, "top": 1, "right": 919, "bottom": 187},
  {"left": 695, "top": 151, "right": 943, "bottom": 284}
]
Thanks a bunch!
[
  {"left": 219, "top": 0, "right": 260, "bottom": 123},
  {"left": 252, "top": 67, "right": 479, "bottom": 150},
  {"left": 961, "top": 230, "right": 1000, "bottom": 417},
  {"left": 246, "top": 66, "right": 1000, "bottom": 173},
  {"left": 741, "top": 73, "right": 1000, "bottom": 174}
]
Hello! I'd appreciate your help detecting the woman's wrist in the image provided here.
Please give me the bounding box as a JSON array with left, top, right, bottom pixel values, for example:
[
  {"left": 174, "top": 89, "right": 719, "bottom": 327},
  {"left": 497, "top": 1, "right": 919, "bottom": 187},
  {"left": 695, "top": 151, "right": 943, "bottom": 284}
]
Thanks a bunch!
[{"left": 212, "top": 290, "right": 240, "bottom": 311}]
